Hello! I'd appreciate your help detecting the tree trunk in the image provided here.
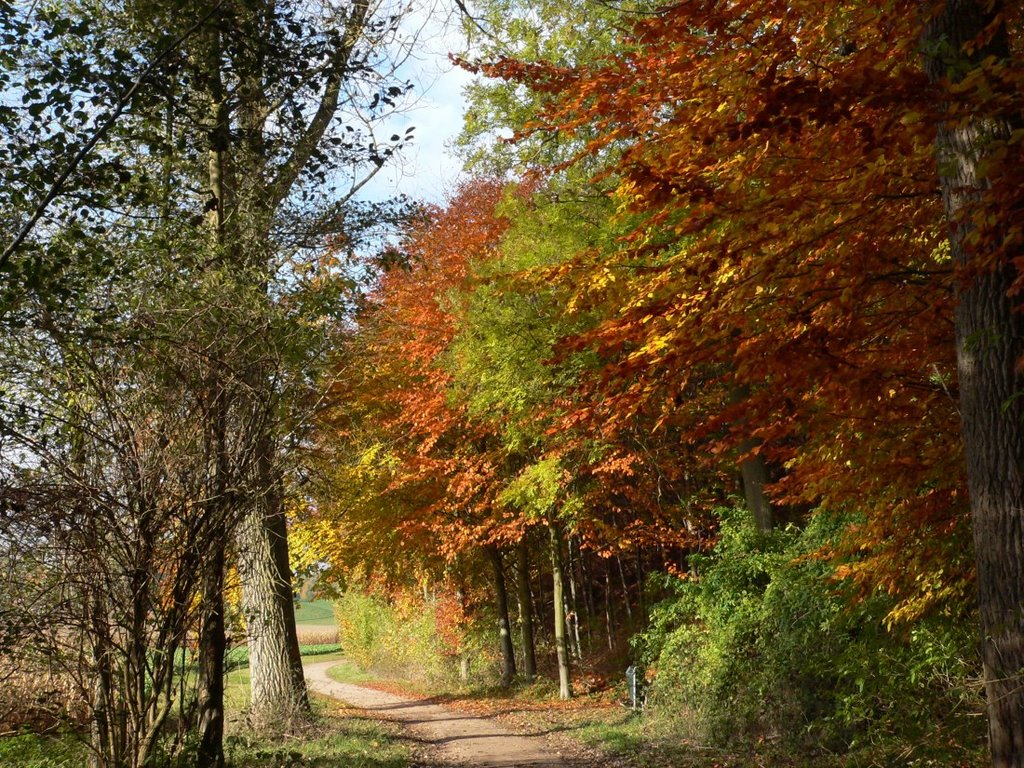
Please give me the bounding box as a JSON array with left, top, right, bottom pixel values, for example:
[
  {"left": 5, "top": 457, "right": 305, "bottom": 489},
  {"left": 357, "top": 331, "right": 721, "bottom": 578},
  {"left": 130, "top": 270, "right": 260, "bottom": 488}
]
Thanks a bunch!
[
  {"left": 566, "top": 540, "right": 583, "bottom": 660},
  {"left": 515, "top": 541, "right": 537, "bottom": 681},
  {"left": 732, "top": 385, "right": 774, "bottom": 532},
  {"left": 487, "top": 545, "right": 517, "bottom": 686},
  {"left": 549, "top": 524, "right": 571, "bottom": 700},
  {"left": 196, "top": 539, "right": 226, "bottom": 768},
  {"left": 237, "top": 464, "right": 310, "bottom": 726},
  {"left": 616, "top": 553, "right": 634, "bottom": 630},
  {"left": 89, "top": 591, "right": 112, "bottom": 768},
  {"left": 922, "top": 4, "right": 1024, "bottom": 765},
  {"left": 578, "top": 541, "right": 596, "bottom": 647},
  {"left": 635, "top": 545, "right": 647, "bottom": 624},
  {"left": 531, "top": 558, "right": 547, "bottom": 644},
  {"left": 739, "top": 440, "right": 774, "bottom": 533},
  {"left": 488, "top": 546, "right": 518, "bottom": 683},
  {"left": 603, "top": 568, "right": 614, "bottom": 651}
]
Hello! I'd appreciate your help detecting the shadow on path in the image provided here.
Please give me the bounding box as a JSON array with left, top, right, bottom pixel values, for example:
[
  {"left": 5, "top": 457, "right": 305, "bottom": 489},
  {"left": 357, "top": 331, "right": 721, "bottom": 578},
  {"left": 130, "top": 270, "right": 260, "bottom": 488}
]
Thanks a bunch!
[{"left": 303, "top": 660, "right": 570, "bottom": 768}]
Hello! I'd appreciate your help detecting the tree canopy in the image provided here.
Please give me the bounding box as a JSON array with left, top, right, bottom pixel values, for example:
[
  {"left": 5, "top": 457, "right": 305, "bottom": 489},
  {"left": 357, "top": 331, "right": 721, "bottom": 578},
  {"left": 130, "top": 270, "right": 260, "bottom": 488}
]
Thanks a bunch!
[{"left": 4, "top": 1, "right": 1024, "bottom": 766}]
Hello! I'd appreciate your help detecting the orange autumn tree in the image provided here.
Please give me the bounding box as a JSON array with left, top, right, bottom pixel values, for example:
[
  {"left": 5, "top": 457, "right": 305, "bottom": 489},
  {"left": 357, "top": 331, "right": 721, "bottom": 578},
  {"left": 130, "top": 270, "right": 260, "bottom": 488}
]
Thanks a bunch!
[
  {"left": 466, "top": 0, "right": 1024, "bottom": 760},
  {"left": 441, "top": 184, "right": 714, "bottom": 697},
  {"left": 310, "top": 173, "right": 711, "bottom": 693},
  {"left": 469, "top": 0, "right": 966, "bottom": 609},
  {"left": 363, "top": 178, "right": 513, "bottom": 562},
  {"left": 304, "top": 178, "right": 525, "bottom": 680}
]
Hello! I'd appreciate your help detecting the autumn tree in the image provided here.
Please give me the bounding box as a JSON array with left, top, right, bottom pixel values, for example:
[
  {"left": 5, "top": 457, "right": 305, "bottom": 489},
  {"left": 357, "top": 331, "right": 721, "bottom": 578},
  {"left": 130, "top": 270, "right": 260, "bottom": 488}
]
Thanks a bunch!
[
  {"left": 455, "top": 0, "right": 660, "bottom": 176},
  {"left": 921, "top": 2, "right": 1024, "bottom": 763},
  {"left": 309, "top": 166, "right": 710, "bottom": 700},
  {"left": 463, "top": 0, "right": 1024, "bottom": 762},
  {"left": 308, "top": 178, "right": 521, "bottom": 680}
]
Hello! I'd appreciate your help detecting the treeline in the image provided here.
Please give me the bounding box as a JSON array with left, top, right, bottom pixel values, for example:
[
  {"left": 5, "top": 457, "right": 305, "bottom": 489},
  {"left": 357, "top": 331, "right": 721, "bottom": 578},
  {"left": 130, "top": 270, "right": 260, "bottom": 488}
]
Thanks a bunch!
[{"left": 303, "top": 1, "right": 1024, "bottom": 766}]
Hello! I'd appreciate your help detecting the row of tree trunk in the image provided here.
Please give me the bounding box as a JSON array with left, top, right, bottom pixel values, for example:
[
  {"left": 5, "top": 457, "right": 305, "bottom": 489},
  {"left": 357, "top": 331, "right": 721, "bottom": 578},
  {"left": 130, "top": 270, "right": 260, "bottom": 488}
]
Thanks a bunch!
[{"left": 485, "top": 525, "right": 670, "bottom": 700}]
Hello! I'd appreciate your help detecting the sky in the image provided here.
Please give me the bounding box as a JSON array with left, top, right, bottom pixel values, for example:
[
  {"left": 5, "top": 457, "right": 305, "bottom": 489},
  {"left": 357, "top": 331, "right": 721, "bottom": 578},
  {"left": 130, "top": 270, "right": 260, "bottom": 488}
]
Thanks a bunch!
[{"left": 356, "top": 1, "right": 475, "bottom": 205}]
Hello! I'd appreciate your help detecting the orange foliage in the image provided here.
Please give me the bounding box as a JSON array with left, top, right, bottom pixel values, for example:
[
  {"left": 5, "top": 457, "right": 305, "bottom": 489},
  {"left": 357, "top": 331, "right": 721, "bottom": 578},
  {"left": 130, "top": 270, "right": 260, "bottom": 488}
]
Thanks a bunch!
[
  {"left": 328, "top": 178, "right": 518, "bottom": 562},
  {"left": 462, "top": 0, "right": 1016, "bottom": 616}
]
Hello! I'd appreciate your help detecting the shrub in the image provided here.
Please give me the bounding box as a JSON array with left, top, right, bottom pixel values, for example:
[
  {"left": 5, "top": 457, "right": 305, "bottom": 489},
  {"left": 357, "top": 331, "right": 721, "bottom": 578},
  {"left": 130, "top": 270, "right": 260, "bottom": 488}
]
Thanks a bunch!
[
  {"left": 635, "top": 507, "right": 982, "bottom": 758},
  {"left": 0, "top": 732, "right": 84, "bottom": 768},
  {"left": 334, "top": 589, "right": 448, "bottom": 680},
  {"left": 333, "top": 588, "right": 500, "bottom": 686}
]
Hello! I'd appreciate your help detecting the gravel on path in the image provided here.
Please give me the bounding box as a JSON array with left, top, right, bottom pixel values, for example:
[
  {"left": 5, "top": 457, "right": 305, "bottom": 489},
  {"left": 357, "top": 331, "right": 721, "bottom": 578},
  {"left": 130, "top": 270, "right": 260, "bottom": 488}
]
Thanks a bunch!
[{"left": 303, "top": 660, "right": 570, "bottom": 767}]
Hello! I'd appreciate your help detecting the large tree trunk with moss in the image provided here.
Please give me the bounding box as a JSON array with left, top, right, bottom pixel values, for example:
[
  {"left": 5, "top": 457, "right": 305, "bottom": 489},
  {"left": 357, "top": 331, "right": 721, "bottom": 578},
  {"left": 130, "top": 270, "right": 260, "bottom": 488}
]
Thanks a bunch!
[
  {"left": 922, "top": 3, "right": 1024, "bottom": 765},
  {"left": 487, "top": 545, "right": 517, "bottom": 686},
  {"left": 192, "top": 0, "right": 373, "bottom": 728},
  {"left": 549, "top": 524, "right": 571, "bottom": 700}
]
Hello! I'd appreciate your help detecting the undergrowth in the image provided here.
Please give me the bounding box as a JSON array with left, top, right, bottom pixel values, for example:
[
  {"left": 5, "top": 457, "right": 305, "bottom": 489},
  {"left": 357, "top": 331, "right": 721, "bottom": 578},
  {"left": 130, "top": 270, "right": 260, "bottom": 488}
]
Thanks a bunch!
[
  {"left": 0, "top": 732, "right": 84, "bottom": 768},
  {"left": 630, "top": 508, "right": 987, "bottom": 767}
]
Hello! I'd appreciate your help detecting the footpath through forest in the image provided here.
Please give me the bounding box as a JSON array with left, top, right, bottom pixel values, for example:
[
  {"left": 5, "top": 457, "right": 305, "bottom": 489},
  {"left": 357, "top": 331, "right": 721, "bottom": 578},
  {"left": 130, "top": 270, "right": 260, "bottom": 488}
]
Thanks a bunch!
[{"left": 303, "top": 660, "right": 572, "bottom": 767}]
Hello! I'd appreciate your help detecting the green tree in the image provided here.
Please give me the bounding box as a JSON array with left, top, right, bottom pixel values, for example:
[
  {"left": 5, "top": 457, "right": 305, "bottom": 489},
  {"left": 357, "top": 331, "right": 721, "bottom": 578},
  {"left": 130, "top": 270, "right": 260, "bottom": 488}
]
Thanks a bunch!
[
  {"left": 0, "top": 0, "right": 419, "bottom": 763},
  {"left": 455, "top": 0, "right": 658, "bottom": 175}
]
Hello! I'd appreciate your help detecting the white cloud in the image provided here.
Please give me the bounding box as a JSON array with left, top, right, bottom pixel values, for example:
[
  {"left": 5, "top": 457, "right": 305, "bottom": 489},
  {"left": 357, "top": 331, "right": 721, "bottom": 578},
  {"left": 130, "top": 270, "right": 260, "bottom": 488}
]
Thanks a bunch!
[{"left": 357, "top": 0, "right": 473, "bottom": 204}]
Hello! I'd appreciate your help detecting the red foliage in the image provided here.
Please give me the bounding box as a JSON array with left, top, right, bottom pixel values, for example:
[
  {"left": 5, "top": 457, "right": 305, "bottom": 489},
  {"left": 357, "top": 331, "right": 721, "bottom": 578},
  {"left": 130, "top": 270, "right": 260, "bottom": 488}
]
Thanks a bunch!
[{"left": 460, "top": 0, "right": 1024, "bottom": 616}]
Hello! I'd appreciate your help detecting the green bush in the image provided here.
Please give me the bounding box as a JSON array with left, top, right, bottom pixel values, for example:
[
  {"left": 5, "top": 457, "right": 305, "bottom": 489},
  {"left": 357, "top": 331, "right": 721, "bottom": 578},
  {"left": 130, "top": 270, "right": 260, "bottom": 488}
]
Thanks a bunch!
[{"left": 635, "top": 508, "right": 982, "bottom": 759}]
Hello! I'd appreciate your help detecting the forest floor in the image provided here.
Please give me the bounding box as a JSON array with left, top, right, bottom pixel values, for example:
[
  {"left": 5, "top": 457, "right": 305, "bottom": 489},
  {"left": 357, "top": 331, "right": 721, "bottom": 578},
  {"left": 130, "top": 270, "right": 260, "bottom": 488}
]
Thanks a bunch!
[{"left": 303, "top": 660, "right": 632, "bottom": 767}]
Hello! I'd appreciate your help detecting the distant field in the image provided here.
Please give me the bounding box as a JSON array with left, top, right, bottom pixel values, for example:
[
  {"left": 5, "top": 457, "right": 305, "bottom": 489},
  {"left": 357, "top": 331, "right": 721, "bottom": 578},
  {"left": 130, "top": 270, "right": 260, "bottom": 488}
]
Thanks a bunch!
[{"left": 294, "top": 599, "right": 336, "bottom": 626}]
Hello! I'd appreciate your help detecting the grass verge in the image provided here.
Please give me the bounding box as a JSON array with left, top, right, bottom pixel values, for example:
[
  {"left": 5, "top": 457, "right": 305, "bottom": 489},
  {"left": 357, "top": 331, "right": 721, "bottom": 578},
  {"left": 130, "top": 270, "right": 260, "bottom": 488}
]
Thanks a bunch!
[
  {"left": 225, "top": 698, "right": 410, "bottom": 768},
  {"left": 0, "top": 732, "right": 85, "bottom": 768},
  {"left": 294, "top": 599, "right": 337, "bottom": 626},
  {"left": 324, "top": 659, "right": 391, "bottom": 688}
]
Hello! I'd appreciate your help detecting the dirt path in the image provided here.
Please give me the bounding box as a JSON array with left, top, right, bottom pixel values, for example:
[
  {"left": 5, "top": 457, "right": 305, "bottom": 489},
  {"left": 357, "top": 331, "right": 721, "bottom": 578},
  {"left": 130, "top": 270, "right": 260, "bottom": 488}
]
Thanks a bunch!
[{"left": 303, "top": 660, "right": 569, "bottom": 767}]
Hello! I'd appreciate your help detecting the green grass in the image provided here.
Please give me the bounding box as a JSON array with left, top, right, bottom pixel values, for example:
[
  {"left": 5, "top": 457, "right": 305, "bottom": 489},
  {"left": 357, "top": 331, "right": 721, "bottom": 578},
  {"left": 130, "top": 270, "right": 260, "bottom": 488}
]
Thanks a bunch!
[
  {"left": 0, "top": 732, "right": 85, "bottom": 768},
  {"left": 294, "top": 599, "right": 336, "bottom": 626},
  {"left": 224, "top": 698, "right": 410, "bottom": 768},
  {"left": 324, "top": 659, "right": 383, "bottom": 687}
]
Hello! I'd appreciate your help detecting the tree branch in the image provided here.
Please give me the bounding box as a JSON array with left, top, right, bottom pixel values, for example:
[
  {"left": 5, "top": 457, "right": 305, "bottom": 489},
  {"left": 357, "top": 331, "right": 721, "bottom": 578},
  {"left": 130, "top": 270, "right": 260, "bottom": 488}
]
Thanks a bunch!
[
  {"left": 268, "top": 0, "right": 371, "bottom": 210},
  {"left": 0, "top": 0, "right": 228, "bottom": 273}
]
